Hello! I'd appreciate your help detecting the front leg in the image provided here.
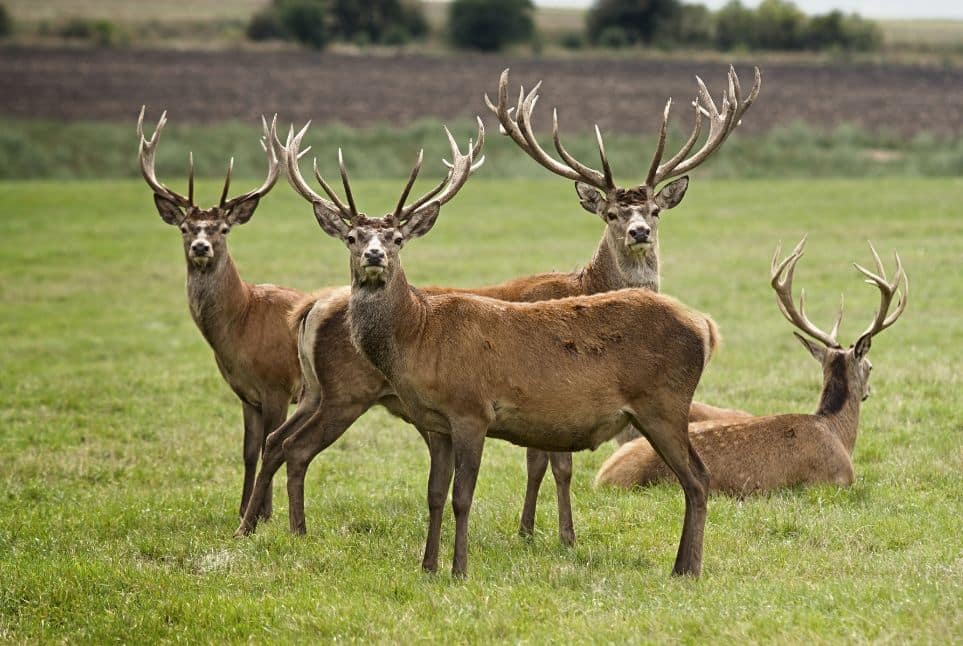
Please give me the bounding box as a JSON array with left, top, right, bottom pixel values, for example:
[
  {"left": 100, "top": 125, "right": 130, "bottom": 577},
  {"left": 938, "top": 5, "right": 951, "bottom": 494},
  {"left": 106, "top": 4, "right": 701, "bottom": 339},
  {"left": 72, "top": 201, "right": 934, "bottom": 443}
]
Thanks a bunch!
[
  {"left": 549, "top": 452, "right": 575, "bottom": 547},
  {"left": 519, "top": 448, "right": 549, "bottom": 539},
  {"left": 450, "top": 420, "right": 487, "bottom": 578},
  {"left": 240, "top": 401, "right": 262, "bottom": 519},
  {"left": 422, "top": 431, "right": 453, "bottom": 574}
]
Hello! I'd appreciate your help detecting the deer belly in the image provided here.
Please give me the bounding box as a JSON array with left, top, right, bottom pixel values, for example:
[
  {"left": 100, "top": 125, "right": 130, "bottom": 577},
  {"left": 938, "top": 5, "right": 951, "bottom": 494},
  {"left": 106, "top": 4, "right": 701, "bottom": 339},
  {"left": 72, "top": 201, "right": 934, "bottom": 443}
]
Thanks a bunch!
[{"left": 488, "top": 405, "right": 629, "bottom": 452}]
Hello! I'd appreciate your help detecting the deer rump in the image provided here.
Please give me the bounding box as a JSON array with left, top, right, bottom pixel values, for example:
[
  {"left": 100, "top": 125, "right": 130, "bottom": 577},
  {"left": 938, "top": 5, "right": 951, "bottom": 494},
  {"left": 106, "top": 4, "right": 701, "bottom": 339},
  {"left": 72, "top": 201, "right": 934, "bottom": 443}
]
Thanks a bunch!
[{"left": 352, "top": 287, "right": 713, "bottom": 453}]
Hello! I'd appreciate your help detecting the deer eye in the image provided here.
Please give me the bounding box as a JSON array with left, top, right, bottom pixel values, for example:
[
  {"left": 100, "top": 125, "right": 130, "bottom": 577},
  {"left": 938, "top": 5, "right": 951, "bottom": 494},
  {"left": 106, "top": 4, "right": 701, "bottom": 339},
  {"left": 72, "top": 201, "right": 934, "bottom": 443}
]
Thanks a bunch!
[
  {"left": 346, "top": 235, "right": 356, "bottom": 244},
  {"left": 606, "top": 211, "right": 618, "bottom": 221},
  {"left": 220, "top": 226, "right": 230, "bottom": 234},
  {"left": 651, "top": 208, "right": 661, "bottom": 217},
  {"left": 393, "top": 236, "right": 403, "bottom": 246}
]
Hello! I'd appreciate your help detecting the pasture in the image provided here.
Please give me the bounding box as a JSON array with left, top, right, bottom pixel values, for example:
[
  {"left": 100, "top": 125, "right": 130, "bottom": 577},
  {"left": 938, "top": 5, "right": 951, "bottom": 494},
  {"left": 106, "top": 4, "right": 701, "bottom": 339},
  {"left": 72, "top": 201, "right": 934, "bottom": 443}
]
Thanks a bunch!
[{"left": 0, "top": 177, "right": 960, "bottom": 642}]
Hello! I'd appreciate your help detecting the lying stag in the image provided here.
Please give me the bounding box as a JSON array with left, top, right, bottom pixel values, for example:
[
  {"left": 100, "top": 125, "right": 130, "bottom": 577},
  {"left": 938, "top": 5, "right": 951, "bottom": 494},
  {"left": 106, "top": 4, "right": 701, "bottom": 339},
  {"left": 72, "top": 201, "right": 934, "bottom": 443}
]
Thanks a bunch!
[
  {"left": 596, "top": 238, "right": 908, "bottom": 494},
  {"left": 486, "top": 67, "right": 759, "bottom": 537},
  {"left": 138, "top": 109, "right": 309, "bottom": 520},
  {"left": 287, "top": 126, "right": 718, "bottom": 578},
  {"left": 236, "top": 66, "right": 757, "bottom": 546}
]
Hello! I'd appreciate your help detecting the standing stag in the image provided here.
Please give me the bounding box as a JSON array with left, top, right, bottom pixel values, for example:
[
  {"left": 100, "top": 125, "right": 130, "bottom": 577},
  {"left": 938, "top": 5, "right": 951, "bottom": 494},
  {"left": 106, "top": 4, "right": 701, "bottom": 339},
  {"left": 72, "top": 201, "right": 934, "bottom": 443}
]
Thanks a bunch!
[
  {"left": 138, "top": 108, "right": 311, "bottom": 520},
  {"left": 485, "top": 67, "right": 758, "bottom": 536},
  {"left": 235, "top": 67, "right": 758, "bottom": 546},
  {"left": 596, "top": 238, "right": 908, "bottom": 494},
  {"left": 279, "top": 123, "right": 718, "bottom": 578}
]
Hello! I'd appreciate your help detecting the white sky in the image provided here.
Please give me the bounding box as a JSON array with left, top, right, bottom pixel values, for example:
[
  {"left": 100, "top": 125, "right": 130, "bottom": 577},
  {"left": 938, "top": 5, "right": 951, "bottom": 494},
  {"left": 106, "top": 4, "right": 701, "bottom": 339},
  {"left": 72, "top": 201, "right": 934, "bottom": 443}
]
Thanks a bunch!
[{"left": 535, "top": 0, "right": 963, "bottom": 19}]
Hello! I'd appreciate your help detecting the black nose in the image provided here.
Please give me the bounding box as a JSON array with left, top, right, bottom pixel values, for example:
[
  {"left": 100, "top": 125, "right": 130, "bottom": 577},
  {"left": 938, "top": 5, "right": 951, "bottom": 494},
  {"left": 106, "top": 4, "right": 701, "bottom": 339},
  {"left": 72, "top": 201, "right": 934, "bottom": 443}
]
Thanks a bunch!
[
  {"left": 363, "top": 249, "right": 385, "bottom": 263},
  {"left": 191, "top": 240, "right": 211, "bottom": 254},
  {"left": 627, "top": 226, "right": 650, "bottom": 242}
]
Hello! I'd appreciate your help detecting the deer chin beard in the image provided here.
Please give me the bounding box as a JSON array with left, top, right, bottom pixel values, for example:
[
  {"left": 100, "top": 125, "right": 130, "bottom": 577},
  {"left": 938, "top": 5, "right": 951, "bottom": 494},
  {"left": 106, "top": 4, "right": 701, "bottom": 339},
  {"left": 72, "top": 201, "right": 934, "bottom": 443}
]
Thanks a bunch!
[
  {"left": 363, "top": 265, "right": 386, "bottom": 281},
  {"left": 626, "top": 241, "right": 654, "bottom": 253},
  {"left": 189, "top": 254, "right": 213, "bottom": 268}
]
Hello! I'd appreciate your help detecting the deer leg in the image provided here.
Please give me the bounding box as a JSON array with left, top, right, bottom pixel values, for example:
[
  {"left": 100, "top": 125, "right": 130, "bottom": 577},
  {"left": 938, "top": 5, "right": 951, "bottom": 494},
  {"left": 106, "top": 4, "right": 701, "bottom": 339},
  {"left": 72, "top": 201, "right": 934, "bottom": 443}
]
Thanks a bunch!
[
  {"left": 549, "top": 452, "right": 576, "bottom": 547},
  {"left": 519, "top": 448, "right": 549, "bottom": 539},
  {"left": 256, "top": 400, "right": 291, "bottom": 522},
  {"left": 283, "top": 402, "right": 366, "bottom": 535},
  {"left": 240, "top": 401, "right": 261, "bottom": 519},
  {"left": 450, "top": 422, "right": 487, "bottom": 578},
  {"left": 235, "top": 392, "right": 320, "bottom": 537},
  {"left": 630, "top": 412, "right": 709, "bottom": 577},
  {"left": 422, "top": 431, "right": 454, "bottom": 574}
]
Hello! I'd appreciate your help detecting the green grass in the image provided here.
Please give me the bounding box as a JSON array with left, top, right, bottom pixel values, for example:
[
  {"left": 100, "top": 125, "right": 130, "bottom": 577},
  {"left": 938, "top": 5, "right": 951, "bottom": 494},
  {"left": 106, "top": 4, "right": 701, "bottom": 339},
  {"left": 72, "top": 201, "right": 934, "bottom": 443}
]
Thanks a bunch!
[
  {"left": 5, "top": 118, "right": 963, "bottom": 181},
  {"left": 1, "top": 177, "right": 961, "bottom": 642}
]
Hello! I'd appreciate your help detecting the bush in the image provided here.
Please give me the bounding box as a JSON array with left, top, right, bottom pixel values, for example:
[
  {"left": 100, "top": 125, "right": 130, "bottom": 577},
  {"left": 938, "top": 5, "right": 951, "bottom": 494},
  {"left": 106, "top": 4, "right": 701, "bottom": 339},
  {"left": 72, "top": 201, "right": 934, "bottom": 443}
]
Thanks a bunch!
[
  {"left": 587, "top": 0, "right": 681, "bottom": 46},
  {"left": 328, "top": 0, "right": 427, "bottom": 44},
  {"left": 753, "top": 0, "right": 805, "bottom": 50},
  {"left": 597, "top": 26, "right": 629, "bottom": 49},
  {"left": 277, "top": 0, "right": 328, "bottom": 49},
  {"left": 715, "top": 0, "right": 755, "bottom": 50},
  {"left": 246, "top": 8, "right": 287, "bottom": 42},
  {"left": 448, "top": 0, "right": 535, "bottom": 52},
  {"left": 559, "top": 31, "right": 585, "bottom": 50},
  {"left": 58, "top": 18, "right": 124, "bottom": 47},
  {"left": 381, "top": 24, "right": 411, "bottom": 46},
  {"left": 0, "top": 4, "right": 12, "bottom": 38},
  {"left": 655, "top": 2, "right": 715, "bottom": 48}
]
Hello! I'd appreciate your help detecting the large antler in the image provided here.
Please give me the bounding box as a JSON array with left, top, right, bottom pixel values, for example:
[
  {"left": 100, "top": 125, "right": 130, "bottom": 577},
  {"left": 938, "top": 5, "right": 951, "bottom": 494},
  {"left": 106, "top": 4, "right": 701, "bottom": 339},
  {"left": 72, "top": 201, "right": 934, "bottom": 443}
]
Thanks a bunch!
[
  {"left": 770, "top": 236, "right": 844, "bottom": 349},
  {"left": 137, "top": 106, "right": 193, "bottom": 208},
  {"left": 485, "top": 69, "right": 614, "bottom": 190},
  {"left": 286, "top": 122, "right": 357, "bottom": 228},
  {"left": 853, "top": 242, "right": 908, "bottom": 340},
  {"left": 219, "top": 114, "right": 283, "bottom": 210},
  {"left": 647, "top": 66, "right": 761, "bottom": 187}
]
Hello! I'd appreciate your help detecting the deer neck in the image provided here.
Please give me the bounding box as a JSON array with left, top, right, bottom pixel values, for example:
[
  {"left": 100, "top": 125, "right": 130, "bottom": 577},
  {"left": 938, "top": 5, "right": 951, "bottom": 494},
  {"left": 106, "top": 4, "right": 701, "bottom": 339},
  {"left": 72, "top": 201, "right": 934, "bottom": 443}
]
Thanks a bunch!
[
  {"left": 348, "top": 265, "right": 425, "bottom": 378},
  {"left": 582, "top": 230, "right": 660, "bottom": 294},
  {"left": 814, "top": 355, "right": 861, "bottom": 454},
  {"left": 185, "top": 250, "right": 252, "bottom": 350}
]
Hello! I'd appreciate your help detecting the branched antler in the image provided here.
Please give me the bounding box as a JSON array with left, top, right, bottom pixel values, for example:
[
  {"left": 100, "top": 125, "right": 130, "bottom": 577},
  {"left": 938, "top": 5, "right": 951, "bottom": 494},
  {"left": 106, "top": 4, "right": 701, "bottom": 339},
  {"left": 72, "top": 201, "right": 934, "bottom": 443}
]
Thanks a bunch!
[
  {"left": 853, "top": 242, "right": 908, "bottom": 339},
  {"left": 770, "top": 236, "right": 844, "bottom": 349}
]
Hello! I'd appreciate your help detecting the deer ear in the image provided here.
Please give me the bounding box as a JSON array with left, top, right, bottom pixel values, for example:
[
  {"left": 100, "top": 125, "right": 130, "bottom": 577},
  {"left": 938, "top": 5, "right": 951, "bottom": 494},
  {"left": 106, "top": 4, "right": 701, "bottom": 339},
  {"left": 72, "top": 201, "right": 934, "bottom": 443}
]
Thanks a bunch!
[
  {"left": 655, "top": 176, "right": 689, "bottom": 210},
  {"left": 575, "top": 182, "right": 603, "bottom": 214},
  {"left": 225, "top": 195, "right": 260, "bottom": 226},
  {"left": 853, "top": 333, "right": 872, "bottom": 361},
  {"left": 313, "top": 203, "right": 351, "bottom": 239},
  {"left": 154, "top": 194, "right": 185, "bottom": 225},
  {"left": 400, "top": 203, "right": 441, "bottom": 239},
  {"left": 794, "top": 332, "right": 827, "bottom": 363}
]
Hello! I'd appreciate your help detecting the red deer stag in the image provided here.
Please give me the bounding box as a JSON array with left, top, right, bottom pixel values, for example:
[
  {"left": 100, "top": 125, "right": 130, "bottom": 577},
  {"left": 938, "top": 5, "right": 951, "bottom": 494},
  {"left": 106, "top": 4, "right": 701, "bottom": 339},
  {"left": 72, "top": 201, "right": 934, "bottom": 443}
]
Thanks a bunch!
[
  {"left": 596, "top": 237, "right": 908, "bottom": 494},
  {"left": 138, "top": 108, "right": 312, "bottom": 520},
  {"left": 236, "top": 67, "right": 758, "bottom": 547},
  {"left": 281, "top": 124, "right": 718, "bottom": 578},
  {"left": 485, "top": 67, "right": 758, "bottom": 537}
]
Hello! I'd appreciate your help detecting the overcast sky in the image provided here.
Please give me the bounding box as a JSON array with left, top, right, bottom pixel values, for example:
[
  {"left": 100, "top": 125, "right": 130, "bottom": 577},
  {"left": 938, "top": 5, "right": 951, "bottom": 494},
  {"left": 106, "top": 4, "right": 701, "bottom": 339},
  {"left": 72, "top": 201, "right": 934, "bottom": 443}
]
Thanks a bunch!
[{"left": 535, "top": 0, "right": 963, "bottom": 19}]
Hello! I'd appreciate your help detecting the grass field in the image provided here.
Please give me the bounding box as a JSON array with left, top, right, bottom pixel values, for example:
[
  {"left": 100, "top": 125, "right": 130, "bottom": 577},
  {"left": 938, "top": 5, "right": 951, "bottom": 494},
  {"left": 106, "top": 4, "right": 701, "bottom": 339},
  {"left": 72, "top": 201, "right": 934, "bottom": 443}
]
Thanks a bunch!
[{"left": 1, "top": 177, "right": 961, "bottom": 642}]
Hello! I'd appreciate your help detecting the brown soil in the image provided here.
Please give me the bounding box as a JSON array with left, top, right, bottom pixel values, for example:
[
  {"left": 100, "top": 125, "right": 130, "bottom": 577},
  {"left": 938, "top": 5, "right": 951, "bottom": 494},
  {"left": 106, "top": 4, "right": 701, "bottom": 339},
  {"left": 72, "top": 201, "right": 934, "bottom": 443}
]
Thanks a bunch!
[{"left": 2, "top": 46, "right": 961, "bottom": 137}]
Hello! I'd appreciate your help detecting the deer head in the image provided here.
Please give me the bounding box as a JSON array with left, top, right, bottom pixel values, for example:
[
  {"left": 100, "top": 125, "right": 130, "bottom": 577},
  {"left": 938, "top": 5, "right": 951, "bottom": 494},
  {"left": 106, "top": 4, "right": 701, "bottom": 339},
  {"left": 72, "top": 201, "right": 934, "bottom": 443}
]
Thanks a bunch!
[
  {"left": 486, "top": 68, "right": 760, "bottom": 257},
  {"left": 771, "top": 237, "right": 908, "bottom": 403},
  {"left": 137, "top": 107, "right": 283, "bottom": 270},
  {"left": 285, "top": 119, "right": 484, "bottom": 287}
]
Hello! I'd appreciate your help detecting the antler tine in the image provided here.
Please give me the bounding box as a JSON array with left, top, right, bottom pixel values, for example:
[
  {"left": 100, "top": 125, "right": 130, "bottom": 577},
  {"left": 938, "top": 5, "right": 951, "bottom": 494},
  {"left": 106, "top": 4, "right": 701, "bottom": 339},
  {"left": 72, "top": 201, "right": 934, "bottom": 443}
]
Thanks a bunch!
[
  {"left": 393, "top": 149, "right": 424, "bottom": 219},
  {"left": 829, "top": 294, "right": 845, "bottom": 341},
  {"left": 645, "top": 99, "right": 671, "bottom": 187},
  {"left": 187, "top": 151, "right": 195, "bottom": 206},
  {"left": 595, "top": 124, "right": 614, "bottom": 188},
  {"left": 399, "top": 120, "right": 483, "bottom": 221},
  {"left": 220, "top": 115, "right": 282, "bottom": 210},
  {"left": 284, "top": 122, "right": 353, "bottom": 226},
  {"left": 770, "top": 236, "right": 842, "bottom": 349},
  {"left": 219, "top": 157, "right": 234, "bottom": 207},
  {"left": 655, "top": 98, "right": 703, "bottom": 182},
  {"left": 551, "top": 108, "right": 602, "bottom": 185},
  {"left": 137, "top": 106, "right": 192, "bottom": 208},
  {"left": 854, "top": 243, "right": 908, "bottom": 339},
  {"left": 651, "top": 66, "right": 760, "bottom": 186},
  {"left": 337, "top": 149, "right": 360, "bottom": 221},
  {"left": 443, "top": 116, "right": 487, "bottom": 173},
  {"left": 487, "top": 69, "right": 610, "bottom": 189}
]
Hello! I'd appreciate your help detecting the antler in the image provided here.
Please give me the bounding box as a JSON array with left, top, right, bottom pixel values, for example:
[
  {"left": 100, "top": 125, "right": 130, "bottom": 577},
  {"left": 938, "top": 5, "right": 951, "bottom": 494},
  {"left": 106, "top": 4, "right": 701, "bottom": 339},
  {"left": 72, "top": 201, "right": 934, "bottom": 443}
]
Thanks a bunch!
[
  {"left": 285, "top": 121, "right": 357, "bottom": 227},
  {"left": 853, "top": 242, "right": 908, "bottom": 340},
  {"left": 137, "top": 106, "right": 193, "bottom": 208},
  {"left": 395, "top": 119, "right": 485, "bottom": 224},
  {"left": 485, "top": 69, "right": 613, "bottom": 190},
  {"left": 770, "top": 236, "right": 844, "bottom": 349},
  {"left": 647, "top": 66, "right": 761, "bottom": 187},
  {"left": 219, "top": 114, "right": 283, "bottom": 210}
]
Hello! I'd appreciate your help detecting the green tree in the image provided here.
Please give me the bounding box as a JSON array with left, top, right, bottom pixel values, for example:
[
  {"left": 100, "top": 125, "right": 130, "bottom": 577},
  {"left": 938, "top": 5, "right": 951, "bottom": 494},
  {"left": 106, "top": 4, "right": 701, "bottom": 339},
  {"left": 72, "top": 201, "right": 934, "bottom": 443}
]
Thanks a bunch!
[
  {"left": 328, "top": 0, "right": 427, "bottom": 44},
  {"left": 0, "top": 3, "right": 12, "bottom": 38},
  {"left": 448, "top": 0, "right": 535, "bottom": 52},
  {"left": 277, "top": 0, "right": 328, "bottom": 49},
  {"left": 587, "top": 0, "right": 682, "bottom": 46},
  {"left": 754, "top": 0, "right": 805, "bottom": 49},
  {"left": 715, "top": 0, "right": 756, "bottom": 49}
]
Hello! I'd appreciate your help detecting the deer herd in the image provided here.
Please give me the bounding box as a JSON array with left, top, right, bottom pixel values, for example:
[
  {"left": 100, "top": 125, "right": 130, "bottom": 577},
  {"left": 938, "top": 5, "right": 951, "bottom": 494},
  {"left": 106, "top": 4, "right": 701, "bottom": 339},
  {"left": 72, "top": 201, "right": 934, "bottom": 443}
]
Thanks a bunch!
[{"left": 136, "top": 65, "right": 908, "bottom": 578}]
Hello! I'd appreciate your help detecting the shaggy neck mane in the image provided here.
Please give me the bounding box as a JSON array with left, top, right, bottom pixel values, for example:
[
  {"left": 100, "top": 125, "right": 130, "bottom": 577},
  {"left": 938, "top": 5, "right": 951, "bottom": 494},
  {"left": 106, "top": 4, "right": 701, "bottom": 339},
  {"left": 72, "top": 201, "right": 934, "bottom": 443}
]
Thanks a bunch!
[
  {"left": 816, "top": 354, "right": 861, "bottom": 453},
  {"left": 186, "top": 250, "right": 251, "bottom": 349},
  {"left": 349, "top": 265, "right": 425, "bottom": 377},
  {"left": 581, "top": 229, "right": 660, "bottom": 294}
]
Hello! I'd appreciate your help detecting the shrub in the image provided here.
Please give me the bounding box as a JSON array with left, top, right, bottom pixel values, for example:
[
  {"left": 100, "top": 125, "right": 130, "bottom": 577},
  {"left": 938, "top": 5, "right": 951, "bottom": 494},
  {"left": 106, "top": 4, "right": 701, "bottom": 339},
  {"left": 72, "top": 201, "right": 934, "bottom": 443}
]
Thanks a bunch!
[
  {"left": 715, "top": 0, "right": 756, "bottom": 49},
  {"left": 753, "top": 0, "right": 805, "bottom": 50},
  {"left": 587, "top": 0, "right": 681, "bottom": 46},
  {"left": 381, "top": 24, "right": 411, "bottom": 46},
  {"left": 597, "top": 25, "right": 629, "bottom": 49},
  {"left": 559, "top": 31, "right": 585, "bottom": 50},
  {"left": 277, "top": 0, "right": 328, "bottom": 49},
  {"left": 328, "top": 0, "right": 427, "bottom": 44},
  {"left": 448, "top": 0, "right": 535, "bottom": 52},
  {"left": 655, "top": 2, "right": 715, "bottom": 48},
  {"left": 246, "top": 8, "right": 287, "bottom": 42},
  {"left": 58, "top": 18, "right": 124, "bottom": 47},
  {"left": 0, "top": 4, "right": 12, "bottom": 38}
]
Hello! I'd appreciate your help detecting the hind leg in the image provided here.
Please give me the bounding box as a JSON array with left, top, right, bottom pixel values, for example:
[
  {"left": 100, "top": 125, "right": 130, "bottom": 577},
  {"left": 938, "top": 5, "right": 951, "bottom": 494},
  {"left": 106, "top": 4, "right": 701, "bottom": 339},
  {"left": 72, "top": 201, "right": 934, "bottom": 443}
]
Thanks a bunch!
[
  {"left": 422, "top": 431, "right": 454, "bottom": 573},
  {"left": 629, "top": 410, "right": 709, "bottom": 577},
  {"left": 550, "top": 452, "right": 575, "bottom": 547},
  {"left": 256, "top": 399, "right": 290, "bottom": 521}
]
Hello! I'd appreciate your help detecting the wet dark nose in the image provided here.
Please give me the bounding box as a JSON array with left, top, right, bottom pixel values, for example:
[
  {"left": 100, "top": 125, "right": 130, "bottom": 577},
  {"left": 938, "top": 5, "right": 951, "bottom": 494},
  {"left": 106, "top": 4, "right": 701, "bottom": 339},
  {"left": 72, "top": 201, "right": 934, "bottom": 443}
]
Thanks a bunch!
[
  {"left": 627, "top": 226, "right": 650, "bottom": 243},
  {"left": 363, "top": 248, "right": 385, "bottom": 264},
  {"left": 191, "top": 240, "right": 211, "bottom": 255}
]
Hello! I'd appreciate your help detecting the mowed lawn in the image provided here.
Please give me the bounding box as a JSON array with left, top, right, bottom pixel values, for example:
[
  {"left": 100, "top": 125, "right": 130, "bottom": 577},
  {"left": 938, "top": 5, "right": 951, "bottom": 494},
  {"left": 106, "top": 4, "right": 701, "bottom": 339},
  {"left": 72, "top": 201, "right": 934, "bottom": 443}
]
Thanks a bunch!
[{"left": 0, "top": 177, "right": 960, "bottom": 642}]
